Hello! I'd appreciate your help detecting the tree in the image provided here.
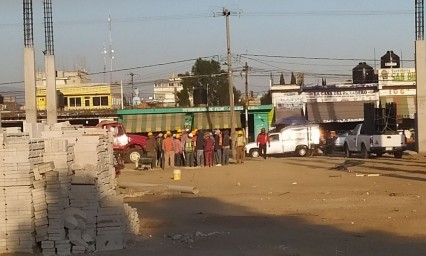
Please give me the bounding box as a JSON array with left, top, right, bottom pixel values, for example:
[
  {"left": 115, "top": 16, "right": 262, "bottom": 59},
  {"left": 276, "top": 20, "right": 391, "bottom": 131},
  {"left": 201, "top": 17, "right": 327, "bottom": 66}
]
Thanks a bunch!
[
  {"left": 177, "top": 58, "right": 240, "bottom": 106},
  {"left": 260, "top": 90, "right": 272, "bottom": 105},
  {"left": 176, "top": 73, "right": 192, "bottom": 107},
  {"left": 290, "top": 72, "right": 296, "bottom": 84},
  {"left": 279, "top": 73, "right": 285, "bottom": 85}
]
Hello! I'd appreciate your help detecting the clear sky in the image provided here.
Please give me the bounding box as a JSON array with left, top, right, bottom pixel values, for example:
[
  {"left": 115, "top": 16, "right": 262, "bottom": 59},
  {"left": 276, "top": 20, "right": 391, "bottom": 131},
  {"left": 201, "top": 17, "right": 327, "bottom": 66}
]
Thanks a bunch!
[{"left": 0, "top": 0, "right": 415, "bottom": 102}]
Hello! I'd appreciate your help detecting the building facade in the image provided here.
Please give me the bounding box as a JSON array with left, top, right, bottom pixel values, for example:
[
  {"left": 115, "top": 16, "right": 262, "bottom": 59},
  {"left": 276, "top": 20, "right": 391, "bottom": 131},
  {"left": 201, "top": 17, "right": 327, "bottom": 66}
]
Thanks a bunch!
[
  {"left": 153, "top": 74, "right": 193, "bottom": 107},
  {"left": 271, "top": 52, "right": 416, "bottom": 131},
  {"left": 35, "top": 70, "right": 122, "bottom": 111}
]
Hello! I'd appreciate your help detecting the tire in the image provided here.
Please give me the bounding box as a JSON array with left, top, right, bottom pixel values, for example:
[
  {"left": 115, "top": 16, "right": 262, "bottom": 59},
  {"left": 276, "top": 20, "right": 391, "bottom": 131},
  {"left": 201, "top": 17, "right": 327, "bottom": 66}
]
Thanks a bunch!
[
  {"left": 361, "top": 144, "right": 369, "bottom": 159},
  {"left": 394, "top": 151, "right": 403, "bottom": 158},
  {"left": 126, "top": 148, "right": 142, "bottom": 163},
  {"left": 249, "top": 149, "right": 260, "bottom": 158},
  {"left": 296, "top": 146, "right": 308, "bottom": 157},
  {"left": 376, "top": 152, "right": 383, "bottom": 157},
  {"left": 344, "top": 144, "right": 351, "bottom": 158}
]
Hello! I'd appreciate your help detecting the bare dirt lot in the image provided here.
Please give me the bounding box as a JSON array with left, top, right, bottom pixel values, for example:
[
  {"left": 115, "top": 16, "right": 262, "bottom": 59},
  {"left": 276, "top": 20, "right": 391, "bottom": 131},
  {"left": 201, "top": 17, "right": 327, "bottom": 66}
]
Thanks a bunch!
[{"left": 112, "top": 153, "right": 426, "bottom": 256}]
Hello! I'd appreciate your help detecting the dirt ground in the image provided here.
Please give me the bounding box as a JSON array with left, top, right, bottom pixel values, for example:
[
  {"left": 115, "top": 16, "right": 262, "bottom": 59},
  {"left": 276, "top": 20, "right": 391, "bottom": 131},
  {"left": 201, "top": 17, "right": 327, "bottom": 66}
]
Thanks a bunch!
[{"left": 108, "top": 152, "right": 426, "bottom": 256}]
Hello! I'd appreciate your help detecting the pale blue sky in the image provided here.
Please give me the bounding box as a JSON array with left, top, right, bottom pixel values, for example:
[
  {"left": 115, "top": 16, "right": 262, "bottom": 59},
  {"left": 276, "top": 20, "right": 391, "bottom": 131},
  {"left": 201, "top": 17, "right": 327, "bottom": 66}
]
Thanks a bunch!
[{"left": 0, "top": 0, "right": 415, "bottom": 101}]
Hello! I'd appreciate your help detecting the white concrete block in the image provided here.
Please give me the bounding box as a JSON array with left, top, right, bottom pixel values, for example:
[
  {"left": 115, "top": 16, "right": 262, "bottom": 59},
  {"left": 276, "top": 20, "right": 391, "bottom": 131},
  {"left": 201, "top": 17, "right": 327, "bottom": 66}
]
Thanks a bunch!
[{"left": 95, "top": 233, "right": 123, "bottom": 251}]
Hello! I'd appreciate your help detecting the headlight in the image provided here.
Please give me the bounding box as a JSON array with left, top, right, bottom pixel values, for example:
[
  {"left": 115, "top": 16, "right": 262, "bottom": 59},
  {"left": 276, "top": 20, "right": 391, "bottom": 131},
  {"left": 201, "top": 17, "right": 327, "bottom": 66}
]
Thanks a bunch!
[{"left": 117, "top": 135, "right": 129, "bottom": 146}]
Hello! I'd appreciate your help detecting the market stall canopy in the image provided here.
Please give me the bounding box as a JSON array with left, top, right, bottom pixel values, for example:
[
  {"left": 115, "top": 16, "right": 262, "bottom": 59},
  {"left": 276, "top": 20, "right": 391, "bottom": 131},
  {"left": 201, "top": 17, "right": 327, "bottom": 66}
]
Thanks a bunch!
[
  {"left": 274, "top": 108, "right": 307, "bottom": 125},
  {"left": 193, "top": 112, "right": 241, "bottom": 130},
  {"left": 122, "top": 113, "right": 186, "bottom": 133}
]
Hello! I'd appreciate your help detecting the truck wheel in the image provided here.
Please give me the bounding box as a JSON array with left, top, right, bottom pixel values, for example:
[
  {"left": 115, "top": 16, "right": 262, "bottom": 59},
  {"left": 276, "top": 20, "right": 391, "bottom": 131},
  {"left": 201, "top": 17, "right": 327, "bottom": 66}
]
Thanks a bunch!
[
  {"left": 296, "top": 146, "right": 308, "bottom": 157},
  {"left": 249, "top": 149, "right": 260, "bottom": 158},
  {"left": 394, "top": 151, "right": 403, "bottom": 158},
  {"left": 126, "top": 148, "right": 142, "bottom": 163},
  {"left": 344, "top": 144, "right": 351, "bottom": 158},
  {"left": 361, "top": 144, "right": 369, "bottom": 159}
]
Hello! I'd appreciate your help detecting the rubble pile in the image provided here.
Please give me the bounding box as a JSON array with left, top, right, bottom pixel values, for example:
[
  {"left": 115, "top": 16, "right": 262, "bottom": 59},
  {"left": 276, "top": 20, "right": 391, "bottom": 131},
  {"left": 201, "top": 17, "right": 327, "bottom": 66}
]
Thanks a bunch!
[{"left": 0, "top": 124, "right": 140, "bottom": 255}]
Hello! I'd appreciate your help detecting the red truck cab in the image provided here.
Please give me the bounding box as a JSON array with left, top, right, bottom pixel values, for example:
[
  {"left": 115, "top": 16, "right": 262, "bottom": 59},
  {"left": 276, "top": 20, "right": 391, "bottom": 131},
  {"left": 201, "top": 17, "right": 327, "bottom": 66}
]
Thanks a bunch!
[{"left": 96, "top": 121, "right": 147, "bottom": 163}]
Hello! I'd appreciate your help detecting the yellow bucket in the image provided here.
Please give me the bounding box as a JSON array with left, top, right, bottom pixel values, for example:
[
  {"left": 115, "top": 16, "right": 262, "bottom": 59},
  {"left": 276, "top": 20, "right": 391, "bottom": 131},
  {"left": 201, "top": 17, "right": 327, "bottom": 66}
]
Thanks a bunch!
[{"left": 173, "top": 169, "right": 181, "bottom": 181}]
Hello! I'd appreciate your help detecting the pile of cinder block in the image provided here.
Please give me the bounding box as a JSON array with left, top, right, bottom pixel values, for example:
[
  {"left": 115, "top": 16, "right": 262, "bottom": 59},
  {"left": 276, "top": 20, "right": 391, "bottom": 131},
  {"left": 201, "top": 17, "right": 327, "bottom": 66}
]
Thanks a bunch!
[
  {"left": 0, "top": 133, "right": 44, "bottom": 253},
  {"left": 0, "top": 123, "right": 140, "bottom": 255}
]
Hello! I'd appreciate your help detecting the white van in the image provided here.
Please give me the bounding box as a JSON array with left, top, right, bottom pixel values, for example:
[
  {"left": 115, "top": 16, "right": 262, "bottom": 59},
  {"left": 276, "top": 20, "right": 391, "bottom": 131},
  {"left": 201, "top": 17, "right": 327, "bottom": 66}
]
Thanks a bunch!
[{"left": 245, "top": 124, "right": 321, "bottom": 157}]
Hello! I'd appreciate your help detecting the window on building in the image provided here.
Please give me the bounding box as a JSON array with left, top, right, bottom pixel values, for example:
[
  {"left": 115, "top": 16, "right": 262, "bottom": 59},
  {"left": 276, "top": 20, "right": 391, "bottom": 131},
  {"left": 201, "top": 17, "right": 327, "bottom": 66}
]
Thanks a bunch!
[
  {"left": 93, "top": 97, "right": 100, "bottom": 106},
  {"left": 84, "top": 97, "right": 90, "bottom": 107},
  {"left": 93, "top": 96, "right": 109, "bottom": 107},
  {"left": 169, "top": 83, "right": 174, "bottom": 87},
  {"left": 63, "top": 97, "right": 68, "bottom": 106},
  {"left": 101, "top": 96, "right": 108, "bottom": 106},
  {"left": 69, "top": 97, "right": 81, "bottom": 107}
]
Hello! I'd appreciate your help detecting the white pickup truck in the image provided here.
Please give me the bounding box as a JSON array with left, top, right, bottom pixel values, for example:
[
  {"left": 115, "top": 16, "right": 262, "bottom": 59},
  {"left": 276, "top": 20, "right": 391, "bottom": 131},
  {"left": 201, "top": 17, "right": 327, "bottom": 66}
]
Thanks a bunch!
[
  {"left": 344, "top": 123, "right": 406, "bottom": 158},
  {"left": 245, "top": 124, "right": 321, "bottom": 157}
]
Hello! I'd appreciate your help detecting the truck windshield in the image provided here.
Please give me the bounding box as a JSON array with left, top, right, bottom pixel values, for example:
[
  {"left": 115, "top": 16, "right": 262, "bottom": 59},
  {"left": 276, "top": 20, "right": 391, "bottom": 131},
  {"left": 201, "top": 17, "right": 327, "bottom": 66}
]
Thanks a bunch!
[{"left": 107, "top": 125, "right": 125, "bottom": 136}]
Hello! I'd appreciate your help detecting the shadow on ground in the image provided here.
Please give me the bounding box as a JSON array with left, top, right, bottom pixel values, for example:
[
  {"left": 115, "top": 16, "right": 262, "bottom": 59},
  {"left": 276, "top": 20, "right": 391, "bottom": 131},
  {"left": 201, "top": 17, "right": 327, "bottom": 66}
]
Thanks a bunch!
[{"left": 98, "top": 195, "right": 426, "bottom": 256}]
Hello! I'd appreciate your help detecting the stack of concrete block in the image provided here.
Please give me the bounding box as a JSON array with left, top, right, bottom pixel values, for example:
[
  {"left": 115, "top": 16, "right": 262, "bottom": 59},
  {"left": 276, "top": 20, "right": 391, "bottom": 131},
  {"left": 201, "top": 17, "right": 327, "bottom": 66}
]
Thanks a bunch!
[
  {"left": 73, "top": 134, "right": 116, "bottom": 198},
  {"left": 69, "top": 185, "right": 98, "bottom": 238},
  {"left": 95, "top": 195, "right": 125, "bottom": 251},
  {"left": 123, "top": 204, "right": 140, "bottom": 236},
  {"left": 1, "top": 123, "right": 142, "bottom": 254},
  {"left": 1, "top": 186, "right": 34, "bottom": 253},
  {"left": 0, "top": 132, "right": 45, "bottom": 254},
  {"left": 43, "top": 139, "right": 74, "bottom": 208},
  {"left": 32, "top": 181, "right": 48, "bottom": 243}
]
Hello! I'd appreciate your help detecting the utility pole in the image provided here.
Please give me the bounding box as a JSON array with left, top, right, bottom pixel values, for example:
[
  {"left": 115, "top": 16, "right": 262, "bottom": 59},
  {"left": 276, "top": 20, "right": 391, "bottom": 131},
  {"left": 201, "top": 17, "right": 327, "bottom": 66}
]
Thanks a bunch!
[
  {"left": 222, "top": 8, "right": 235, "bottom": 138},
  {"left": 244, "top": 62, "right": 249, "bottom": 140}
]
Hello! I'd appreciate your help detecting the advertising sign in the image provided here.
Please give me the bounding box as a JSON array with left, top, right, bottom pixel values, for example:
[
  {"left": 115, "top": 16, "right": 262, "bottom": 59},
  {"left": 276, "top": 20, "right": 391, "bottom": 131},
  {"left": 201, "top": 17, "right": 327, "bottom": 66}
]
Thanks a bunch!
[
  {"left": 378, "top": 68, "right": 416, "bottom": 87},
  {"left": 304, "top": 90, "right": 378, "bottom": 102},
  {"left": 273, "top": 92, "right": 304, "bottom": 109}
]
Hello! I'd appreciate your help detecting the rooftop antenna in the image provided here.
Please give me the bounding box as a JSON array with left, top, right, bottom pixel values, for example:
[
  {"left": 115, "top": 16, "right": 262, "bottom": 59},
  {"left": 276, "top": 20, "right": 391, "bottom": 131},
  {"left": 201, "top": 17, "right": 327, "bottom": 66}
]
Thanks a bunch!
[
  {"left": 107, "top": 15, "right": 114, "bottom": 83},
  {"left": 101, "top": 43, "right": 107, "bottom": 83}
]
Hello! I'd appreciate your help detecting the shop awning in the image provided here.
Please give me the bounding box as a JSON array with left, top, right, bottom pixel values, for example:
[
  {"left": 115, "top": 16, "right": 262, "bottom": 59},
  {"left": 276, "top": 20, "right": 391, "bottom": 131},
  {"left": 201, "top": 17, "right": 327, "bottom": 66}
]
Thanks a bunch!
[
  {"left": 122, "top": 113, "right": 186, "bottom": 133},
  {"left": 274, "top": 108, "right": 306, "bottom": 125},
  {"left": 306, "top": 101, "right": 374, "bottom": 123},
  {"left": 193, "top": 112, "right": 241, "bottom": 130},
  {"left": 380, "top": 96, "right": 416, "bottom": 119}
]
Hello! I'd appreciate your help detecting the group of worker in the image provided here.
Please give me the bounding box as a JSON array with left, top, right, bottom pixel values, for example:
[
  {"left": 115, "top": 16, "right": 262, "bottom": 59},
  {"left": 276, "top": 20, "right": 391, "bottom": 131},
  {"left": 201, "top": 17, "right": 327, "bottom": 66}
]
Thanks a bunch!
[{"left": 144, "top": 128, "right": 254, "bottom": 169}]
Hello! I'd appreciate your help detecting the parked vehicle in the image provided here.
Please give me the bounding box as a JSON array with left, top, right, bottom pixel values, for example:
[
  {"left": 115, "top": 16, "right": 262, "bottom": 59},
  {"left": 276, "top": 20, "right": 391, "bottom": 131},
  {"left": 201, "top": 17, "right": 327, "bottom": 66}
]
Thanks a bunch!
[
  {"left": 322, "top": 130, "right": 348, "bottom": 155},
  {"left": 344, "top": 123, "right": 406, "bottom": 158},
  {"left": 96, "top": 121, "right": 147, "bottom": 163},
  {"left": 333, "top": 131, "right": 349, "bottom": 151},
  {"left": 245, "top": 124, "right": 321, "bottom": 157}
]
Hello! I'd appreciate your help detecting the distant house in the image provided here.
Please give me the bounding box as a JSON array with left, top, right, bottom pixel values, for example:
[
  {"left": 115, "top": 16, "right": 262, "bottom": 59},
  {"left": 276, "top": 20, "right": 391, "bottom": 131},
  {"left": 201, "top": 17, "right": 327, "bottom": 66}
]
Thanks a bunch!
[{"left": 153, "top": 74, "right": 193, "bottom": 107}]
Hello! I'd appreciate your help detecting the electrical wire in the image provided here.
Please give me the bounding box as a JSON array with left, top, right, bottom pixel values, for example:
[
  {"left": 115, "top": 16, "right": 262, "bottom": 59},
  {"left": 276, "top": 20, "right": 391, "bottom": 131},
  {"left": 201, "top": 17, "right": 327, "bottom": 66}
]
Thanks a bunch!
[{"left": 241, "top": 53, "right": 415, "bottom": 62}]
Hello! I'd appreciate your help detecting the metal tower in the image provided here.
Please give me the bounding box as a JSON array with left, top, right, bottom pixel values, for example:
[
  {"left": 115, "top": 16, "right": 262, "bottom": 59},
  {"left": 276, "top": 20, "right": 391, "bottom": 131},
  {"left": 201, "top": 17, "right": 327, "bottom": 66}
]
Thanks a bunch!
[
  {"left": 107, "top": 15, "right": 115, "bottom": 83},
  {"left": 43, "top": 0, "right": 57, "bottom": 124},
  {"left": 23, "top": 0, "right": 37, "bottom": 123}
]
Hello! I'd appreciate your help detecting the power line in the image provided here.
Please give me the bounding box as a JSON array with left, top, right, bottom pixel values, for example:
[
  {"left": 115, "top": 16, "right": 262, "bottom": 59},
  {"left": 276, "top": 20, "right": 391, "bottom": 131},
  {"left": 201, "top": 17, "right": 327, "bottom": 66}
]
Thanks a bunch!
[
  {"left": 241, "top": 53, "right": 415, "bottom": 62},
  {"left": 242, "top": 10, "right": 413, "bottom": 17},
  {"left": 86, "top": 56, "right": 217, "bottom": 76}
]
